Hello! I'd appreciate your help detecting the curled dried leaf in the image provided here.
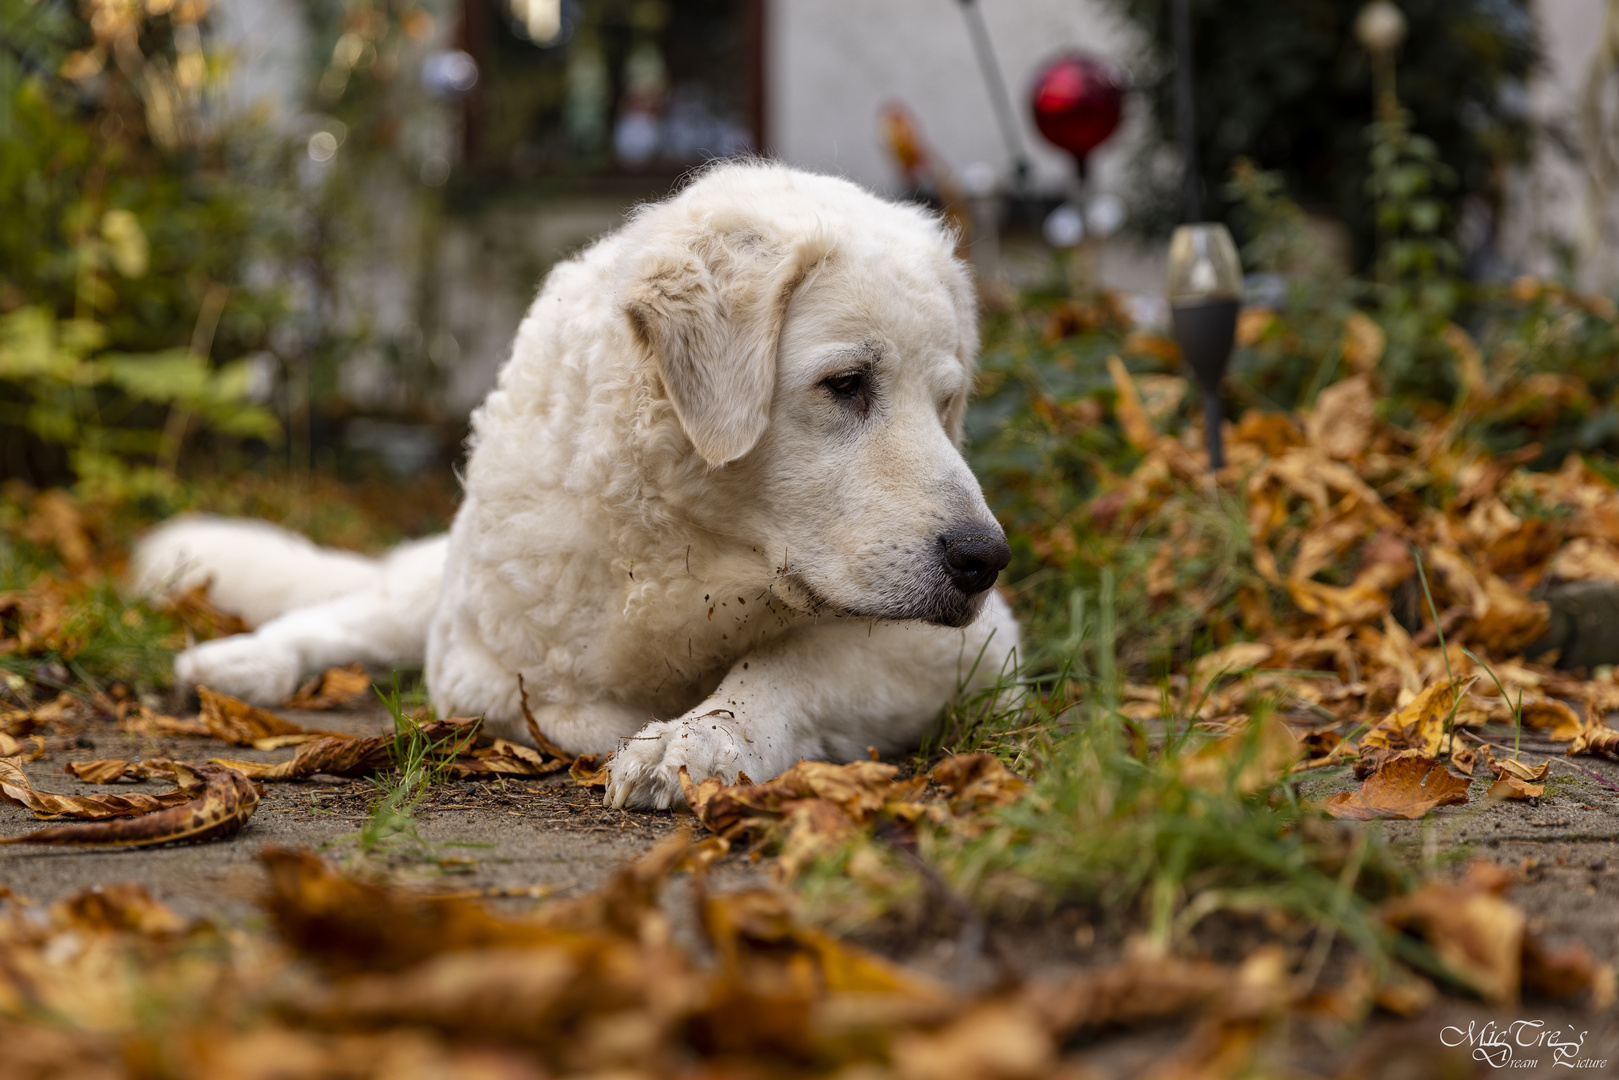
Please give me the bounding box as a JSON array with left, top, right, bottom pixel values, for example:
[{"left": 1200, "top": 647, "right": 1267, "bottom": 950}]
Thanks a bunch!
[
  {"left": 1487, "top": 775, "right": 1544, "bottom": 800},
  {"left": 1, "top": 756, "right": 194, "bottom": 819},
  {"left": 213, "top": 719, "right": 482, "bottom": 782},
  {"left": 569, "top": 753, "right": 610, "bottom": 788},
  {"left": 450, "top": 739, "right": 568, "bottom": 779},
  {"left": 1568, "top": 721, "right": 1619, "bottom": 761},
  {"left": 63, "top": 757, "right": 179, "bottom": 784},
  {"left": 286, "top": 663, "right": 372, "bottom": 710},
  {"left": 1485, "top": 751, "right": 1551, "bottom": 784},
  {"left": 198, "top": 686, "right": 349, "bottom": 747},
  {"left": 0, "top": 764, "right": 259, "bottom": 847}
]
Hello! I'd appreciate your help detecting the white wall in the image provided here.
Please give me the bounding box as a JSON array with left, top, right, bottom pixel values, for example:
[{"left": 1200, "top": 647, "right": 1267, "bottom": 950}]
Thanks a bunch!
[
  {"left": 1500, "top": 0, "right": 1617, "bottom": 290},
  {"left": 767, "top": 0, "right": 1149, "bottom": 199}
]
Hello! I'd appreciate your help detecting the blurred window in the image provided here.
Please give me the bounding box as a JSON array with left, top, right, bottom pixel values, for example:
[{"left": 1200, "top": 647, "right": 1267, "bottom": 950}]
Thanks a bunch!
[{"left": 461, "top": 0, "right": 764, "bottom": 185}]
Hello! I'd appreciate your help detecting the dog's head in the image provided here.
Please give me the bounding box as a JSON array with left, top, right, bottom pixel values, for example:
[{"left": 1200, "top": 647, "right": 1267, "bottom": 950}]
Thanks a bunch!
[{"left": 623, "top": 163, "right": 1008, "bottom": 628}]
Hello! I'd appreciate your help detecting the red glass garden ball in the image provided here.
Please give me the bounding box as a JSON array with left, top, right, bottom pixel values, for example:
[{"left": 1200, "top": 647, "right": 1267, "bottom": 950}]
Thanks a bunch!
[{"left": 1030, "top": 54, "right": 1124, "bottom": 163}]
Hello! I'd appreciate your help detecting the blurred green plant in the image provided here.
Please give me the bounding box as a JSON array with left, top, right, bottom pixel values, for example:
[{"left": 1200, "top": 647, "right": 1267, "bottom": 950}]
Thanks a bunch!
[
  {"left": 0, "top": 306, "right": 278, "bottom": 499},
  {"left": 1224, "top": 158, "right": 1360, "bottom": 411},
  {"left": 0, "top": 0, "right": 290, "bottom": 494},
  {"left": 1365, "top": 103, "right": 1462, "bottom": 400}
]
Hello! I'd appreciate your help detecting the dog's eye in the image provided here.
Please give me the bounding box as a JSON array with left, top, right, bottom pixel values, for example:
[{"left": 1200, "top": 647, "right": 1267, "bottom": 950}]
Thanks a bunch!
[{"left": 822, "top": 371, "right": 866, "bottom": 402}]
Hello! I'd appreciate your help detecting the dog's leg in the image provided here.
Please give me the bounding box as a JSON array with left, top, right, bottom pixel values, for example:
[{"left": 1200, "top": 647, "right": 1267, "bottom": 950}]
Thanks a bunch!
[
  {"left": 604, "top": 593, "right": 1019, "bottom": 809},
  {"left": 174, "top": 536, "right": 447, "bottom": 704}
]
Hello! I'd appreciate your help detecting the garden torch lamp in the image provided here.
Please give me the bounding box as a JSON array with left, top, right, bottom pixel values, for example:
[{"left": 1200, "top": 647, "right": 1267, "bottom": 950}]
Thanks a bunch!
[{"left": 1166, "top": 223, "right": 1242, "bottom": 470}]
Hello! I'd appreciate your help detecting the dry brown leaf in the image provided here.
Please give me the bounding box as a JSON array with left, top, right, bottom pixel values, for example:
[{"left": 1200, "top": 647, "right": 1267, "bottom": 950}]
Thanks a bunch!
[
  {"left": 450, "top": 738, "right": 570, "bottom": 779},
  {"left": 1180, "top": 714, "right": 1300, "bottom": 794},
  {"left": 1192, "top": 641, "right": 1274, "bottom": 685},
  {"left": 1568, "top": 721, "right": 1619, "bottom": 760},
  {"left": 1516, "top": 696, "right": 1584, "bottom": 742},
  {"left": 929, "top": 752, "right": 1025, "bottom": 813},
  {"left": 1305, "top": 375, "right": 1376, "bottom": 460},
  {"left": 569, "top": 752, "right": 609, "bottom": 787},
  {"left": 683, "top": 760, "right": 947, "bottom": 880},
  {"left": 0, "top": 764, "right": 259, "bottom": 847},
  {"left": 286, "top": 663, "right": 372, "bottom": 710},
  {"left": 1107, "top": 354, "right": 1162, "bottom": 451},
  {"left": 890, "top": 1000, "right": 1054, "bottom": 1080},
  {"left": 0, "top": 732, "right": 44, "bottom": 761},
  {"left": 1548, "top": 536, "right": 1619, "bottom": 582},
  {"left": 0, "top": 580, "right": 87, "bottom": 658},
  {"left": 1371, "top": 964, "right": 1438, "bottom": 1017},
  {"left": 213, "top": 719, "right": 480, "bottom": 782},
  {"left": 261, "top": 847, "right": 565, "bottom": 972},
  {"left": 1470, "top": 575, "right": 1550, "bottom": 655},
  {"left": 1340, "top": 311, "right": 1385, "bottom": 373},
  {"left": 702, "top": 886, "right": 947, "bottom": 999},
  {"left": 1485, "top": 751, "right": 1550, "bottom": 784},
  {"left": 1359, "top": 677, "right": 1478, "bottom": 760},
  {"left": 1286, "top": 579, "right": 1389, "bottom": 630},
  {"left": 1293, "top": 729, "right": 1357, "bottom": 772},
  {"left": 1442, "top": 322, "right": 1487, "bottom": 404},
  {"left": 117, "top": 703, "right": 211, "bottom": 737},
  {"left": 161, "top": 580, "right": 251, "bottom": 640},
  {"left": 1487, "top": 775, "right": 1544, "bottom": 800},
  {"left": 20, "top": 489, "right": 94, "bottom": 575},
  {"left": 51, "top": 880, "right": 193, "bottom": 935},
  {"left": 198, "top": 686, "right": 350, "bottom": 746},
  {"left": 1027, "top": 942, "right": 1290, "bottom": 1038},
  {"left": 1322, "top": 756, "right": 1470, "bottom": 820},
  {"left": 63, "top": 757, "right": 178, "bottom": 784},
  {"left": 0, "top": 756, "right": 197, "bottom": 819},
  {"left": 1234, "top": 307, "right": 1276, "bottom": 348},
  {"left": 1381, "top": 861, "right": 1523, "bottom": 1004},
  {"left": 683, "top": 758, "right": 923, "bottom": 837}
]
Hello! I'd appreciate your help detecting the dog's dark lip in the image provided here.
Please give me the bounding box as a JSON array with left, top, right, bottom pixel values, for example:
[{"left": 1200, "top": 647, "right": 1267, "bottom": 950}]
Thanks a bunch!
[{"left": 816, "top": 584, "right": 987, "bottom": 627}]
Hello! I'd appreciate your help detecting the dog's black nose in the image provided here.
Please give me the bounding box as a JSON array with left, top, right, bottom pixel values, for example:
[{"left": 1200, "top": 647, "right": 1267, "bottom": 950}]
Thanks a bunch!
[{"left": 940, "top": 526, "right": 1011, "bottom": 594}]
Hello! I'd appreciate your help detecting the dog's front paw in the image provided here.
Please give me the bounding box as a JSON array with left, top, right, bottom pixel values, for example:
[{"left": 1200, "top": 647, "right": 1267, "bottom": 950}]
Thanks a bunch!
[
  {"left": 604, "top": 712, "right": 746, "bottom": 811},
  {"left": 176, "top": 635, "right": 300, "bottom": 705}
]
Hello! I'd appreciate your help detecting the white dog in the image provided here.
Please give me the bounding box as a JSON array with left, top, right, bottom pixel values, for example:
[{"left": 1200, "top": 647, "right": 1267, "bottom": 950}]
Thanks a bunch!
[{"left": 133, "top": 162, "right": 1019, "bottom": 809}]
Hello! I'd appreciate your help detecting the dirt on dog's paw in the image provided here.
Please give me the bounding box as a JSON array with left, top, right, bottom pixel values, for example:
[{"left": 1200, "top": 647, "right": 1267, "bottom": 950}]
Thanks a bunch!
[{"left": 604, "top": 714, "right": 745, "bottom": 810}]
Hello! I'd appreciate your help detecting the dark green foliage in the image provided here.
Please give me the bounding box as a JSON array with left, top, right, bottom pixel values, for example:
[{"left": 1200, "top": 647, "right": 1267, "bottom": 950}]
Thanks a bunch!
[{"left": 1120, "top": 0, "right": 1538, "bottom": 266}]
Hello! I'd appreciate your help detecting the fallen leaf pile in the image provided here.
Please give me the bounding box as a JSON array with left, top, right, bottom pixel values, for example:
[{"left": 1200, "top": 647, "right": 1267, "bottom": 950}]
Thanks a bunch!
[
  {"left": 1064, "top": 356, "right": 1619, "bottom": 816},
  {"left": 0, "top": 834, "right": 1606, "bottom": 1080},
  {"left": 0, "top": 685, "right": 586, "bottom": 848},
  {"left": 679, "top": 753, "right": 1023, "bottom": 879}
]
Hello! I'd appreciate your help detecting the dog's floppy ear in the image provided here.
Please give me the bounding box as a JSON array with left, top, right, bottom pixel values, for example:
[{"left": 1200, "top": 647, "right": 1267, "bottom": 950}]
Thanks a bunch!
[{"left": 624, "top": 228, "right": 823, "bottom": 466}]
